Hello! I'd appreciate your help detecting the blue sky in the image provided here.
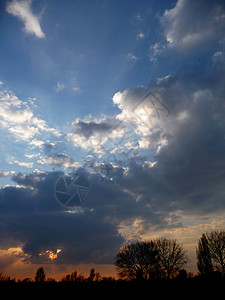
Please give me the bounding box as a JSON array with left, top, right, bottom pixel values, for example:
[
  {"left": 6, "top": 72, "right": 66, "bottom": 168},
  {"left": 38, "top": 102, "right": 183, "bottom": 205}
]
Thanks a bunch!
[
  {"left": 0, "top": 0, "right": 225, "bottom": 279},
  {"left": 0, "top": 0, "right": 180, "bottom": 184}
]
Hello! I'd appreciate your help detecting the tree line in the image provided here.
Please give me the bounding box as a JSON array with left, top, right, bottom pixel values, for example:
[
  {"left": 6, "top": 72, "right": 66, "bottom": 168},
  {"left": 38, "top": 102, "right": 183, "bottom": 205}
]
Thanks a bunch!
[
  {"left": 115, "top": 230, "right": 225, "bottom": 280},
  {"left": 1, "top": 230, "right": 225, "bottom": 286}
]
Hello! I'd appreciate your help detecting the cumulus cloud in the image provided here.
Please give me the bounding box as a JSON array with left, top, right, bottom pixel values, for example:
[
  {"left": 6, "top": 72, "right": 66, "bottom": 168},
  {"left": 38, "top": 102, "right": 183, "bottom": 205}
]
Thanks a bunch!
[
  {"left": 6, "top": 0, "right": 45, "bottom": 39},
  {"left": 149, "top": 0, "right": 225, "bottom": 61},
  {"left": 161, "top": 0, "right": 225, "bottom": 51},
  {"left": 112, "top": 82, "right": 173, "bottom": 154},
  {"left": 67, "top": 116, "right": 124, "bottom": 153},
  {"left": 111, "top": 51, "right": 225, "bottom": 222}
]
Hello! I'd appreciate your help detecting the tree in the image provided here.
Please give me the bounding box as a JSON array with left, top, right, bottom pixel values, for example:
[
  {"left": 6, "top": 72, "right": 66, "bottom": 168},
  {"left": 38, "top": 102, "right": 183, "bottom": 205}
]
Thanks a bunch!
[
  {"left": 115, "top": 241, "right": 159, "bottom": 280},
  {"left": 0, "top": 272, "right": 10, "bottom": 282},
  {"left": 155, "top": 238, "right": 188, "bottom": 279},
  {"left": 196, "top": 234, "right": 214, "bottom": 276},
  {"left": 95, "top": 272, "right": 101, "bottom": 281},
  {"left": 89, "top": 268, "right": 95, "bottom": 281},
  {"left": 71, "top": 271, "right": 78, "bottom": 282},
  {"left": 202, "top": 231, "right": 225, "bottom": 277},
  {"left": 61, "top": 271, "right": 84, "bottom": 282},
  {"left": 35, "top": 267, "right": 46, "bottom": 283}
]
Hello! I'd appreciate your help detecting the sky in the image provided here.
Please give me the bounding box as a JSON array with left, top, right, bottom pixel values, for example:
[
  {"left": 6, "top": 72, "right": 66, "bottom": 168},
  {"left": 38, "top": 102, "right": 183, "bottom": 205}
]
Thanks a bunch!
[{"left": 0, "top": 0, "right": 225, "bottom": 280}]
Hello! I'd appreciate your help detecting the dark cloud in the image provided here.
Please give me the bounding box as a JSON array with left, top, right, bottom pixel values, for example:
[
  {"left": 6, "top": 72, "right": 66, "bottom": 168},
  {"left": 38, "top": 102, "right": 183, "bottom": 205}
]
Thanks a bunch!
[
  {"left": 0, "top": 170, "right": 125, "bottom": 264},
  {"left": 73, "top": 118, "right": 118, "bottom": 139},
  {"left": 1, "top": 1, "right": 225, "bottom": 268},
  {"left": 112, "top": 53, "right": 225, "bottom": 219},
  {"left": 0, "top": 164, "right": 174, "bottom": 265},
  {"left": 2, "top": 52, "right": 225, "bottom": 266}
]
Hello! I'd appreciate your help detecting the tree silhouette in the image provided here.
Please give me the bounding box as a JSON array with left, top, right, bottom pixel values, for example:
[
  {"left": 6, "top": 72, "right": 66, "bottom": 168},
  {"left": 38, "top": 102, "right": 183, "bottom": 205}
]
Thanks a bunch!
[
  {"left": 155, "top": 238, "right": 188, "bottom": 279},
  {"left": 71, "top": 271, "right": 78, "bottom": 282},
  {"left": 196, "top": 234, "right": 214, "bottom": 276},
  {"left": 35, "top": 267, "right": 46, "bottom": 283},
  {"left": 89, "top": 268, "right": 95, "bottom": 281},
  {"left": 197, "top": 231, "right": 225, "bottom": 277},
  {"left": 95, "top": 272, "right": 101, "bottom": 282},
  {"left": 115, "top": 241, "right": 159, "bottom": 280}
]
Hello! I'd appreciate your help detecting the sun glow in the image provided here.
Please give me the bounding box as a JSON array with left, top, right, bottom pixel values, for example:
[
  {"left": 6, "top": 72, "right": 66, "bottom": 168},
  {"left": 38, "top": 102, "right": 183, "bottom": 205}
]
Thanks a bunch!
[{"left": 39, "top": 249, "right": 62, "bottom": 260}]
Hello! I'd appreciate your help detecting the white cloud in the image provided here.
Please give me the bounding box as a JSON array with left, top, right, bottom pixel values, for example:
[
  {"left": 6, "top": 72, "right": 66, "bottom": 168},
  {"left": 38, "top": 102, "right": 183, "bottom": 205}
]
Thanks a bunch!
[
  {"left": 0, "top": 171, "right": 15, "bottom": 177},
  {"left": 113, "top": 90, "right": 171, "bottom": 155},
  {"left": 67, "top": 115, "right": 126, "bottom": 155},
  {"left": 30, "top": 139, "right": 44, "bottom": 148},
  {"left": 136, "top": 13, "right": 143, "bottom": 22},
  {"left": 24, "top": 153, "right": 40, "bottom": 159},
  {"left": 56, "top": 82, "right": 65, "bottom": 93},
  {"left": 149, "top": 43, "right": 164, "bottom": 62},
  {"left": 136, "top": 32, "right": 145, "bottom": 40},
  {"left": 6, "top": 0, "right": 45, "bottom": 39},
  {"left": 37, "top": 154, "right": 81, "bottom": 169},
  {"left": 0, "top": 88, "right": 61, "bottom": 142},
  {"left": 127, "top": 53, "right": 139, "bottom": 62},
  {"left": 13, "top": 160, "right": 33, "bottom": 168},
  {"left": 9, "top": 125, "right": 39, "bottom": 140},
  {"left": 161, "top": 0, "right": 225, "bottom": 51},
  {"left": 72, "top": 87, "right": 81, "bottom": 93}
]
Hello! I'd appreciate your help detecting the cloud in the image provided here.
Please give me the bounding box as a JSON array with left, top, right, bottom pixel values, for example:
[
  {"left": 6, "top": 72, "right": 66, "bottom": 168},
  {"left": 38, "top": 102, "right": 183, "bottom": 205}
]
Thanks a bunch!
[
  {"left": 112, "top": 82, "right": 173, "bottom": 154},
  {"left": 111, "top": 51, "right": 225, "bottom": 222},
  {"left": 64, "top": 38, "right": 225, "bottom": 245},
  {"left": 55, "top": 82, "right": 65, "bottom": 93},
  {"left": 127, "top": 53, "right": 139, "bottom": 62},
  {"left": 37, "top": 154, "right": 81, "bottom": 170},
  {"left": 67, "top": 116, "right": 123, "bottom": 153},
  {"left": 6, "top": 0, "right": 45, "bottom": 39},
  {"left": 2, "top": 52, "right": 225, "bottom": 266},
  {"left": 136, "top": 32, "right": 145, "bottom": 40},
  {"left": 0, "top": 170, "right": 125, "bottom": 264},
  {"left": 73, "top": 118, "right": 117, "bottom": 139},
  {"left": 72, "top": 87, "right": 81, "bottom": 93},
  {"left": 2, "top": 0, "right": 225, "bottom": 270},
  {"left": 0, "top": 171, "right": 15, "bottom": 178},
  {"left": 0, "top": 88, "right": 60, "bottom": 142},
  {"left": 12, "top": 160, "right": 33, "bottom": 169},
  {"left": 161, "top": 0, "right": 225, "bottom": 51}
]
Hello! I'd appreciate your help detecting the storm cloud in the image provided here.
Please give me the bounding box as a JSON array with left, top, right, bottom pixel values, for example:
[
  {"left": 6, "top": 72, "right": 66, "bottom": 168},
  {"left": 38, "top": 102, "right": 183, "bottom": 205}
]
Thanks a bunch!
[{"left": 0, "top": 170, "right": 125, "bottom": 264}]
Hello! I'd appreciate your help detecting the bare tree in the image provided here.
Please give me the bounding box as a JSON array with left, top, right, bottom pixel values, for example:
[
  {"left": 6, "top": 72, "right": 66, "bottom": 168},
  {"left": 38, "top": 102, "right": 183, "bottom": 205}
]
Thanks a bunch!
[
  {"left": 206, "top": 231, "right": 225, "bottom": 276},
  {"left": 35, "top": 267, "right": 46, "bottom": 283},
  {"left": 155, "top": 238, "right": 188, "bottom": 279},
  {"left": 115, "top": 241, "right": 159, "bottom": 280},
  {"left": 196, "top": 234, "right": 214, "bottom": 276}
]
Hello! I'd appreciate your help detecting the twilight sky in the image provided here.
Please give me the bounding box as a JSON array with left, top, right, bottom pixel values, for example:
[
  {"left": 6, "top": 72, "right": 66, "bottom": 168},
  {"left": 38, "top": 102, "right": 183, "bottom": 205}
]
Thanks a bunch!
[{"left": 0, "top": 0, "right": 225, "bottom": 279}]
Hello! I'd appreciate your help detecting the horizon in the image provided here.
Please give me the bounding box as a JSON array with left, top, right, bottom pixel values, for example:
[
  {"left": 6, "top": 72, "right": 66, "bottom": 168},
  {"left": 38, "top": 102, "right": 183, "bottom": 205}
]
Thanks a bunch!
[{"left": 1, "top": 0, "right": 225, "bottom": 281}]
